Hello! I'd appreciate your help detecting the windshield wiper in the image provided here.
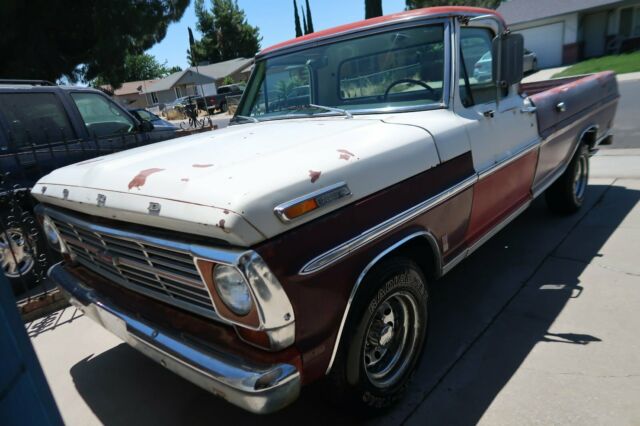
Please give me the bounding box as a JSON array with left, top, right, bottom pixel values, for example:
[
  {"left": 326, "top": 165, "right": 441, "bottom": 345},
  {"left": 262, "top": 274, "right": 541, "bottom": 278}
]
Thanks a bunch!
[
  {"left": 232, "top": 115, "right": 259, "bottom": 124},
  {"left": 308, "top": 104, "right": 353, "bottom": 119}
]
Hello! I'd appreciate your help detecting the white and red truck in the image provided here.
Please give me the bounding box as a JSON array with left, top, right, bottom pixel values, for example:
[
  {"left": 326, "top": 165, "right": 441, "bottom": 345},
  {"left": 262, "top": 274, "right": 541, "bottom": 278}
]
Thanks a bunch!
[{"left": 33, "top": 6, "right": 618, "bottom": 414}]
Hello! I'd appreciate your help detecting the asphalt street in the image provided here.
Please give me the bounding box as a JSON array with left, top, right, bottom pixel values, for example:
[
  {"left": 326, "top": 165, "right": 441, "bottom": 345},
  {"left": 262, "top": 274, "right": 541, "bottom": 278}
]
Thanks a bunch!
[{"left": 28, "top": 77, "right": 640, "bottom": 425}]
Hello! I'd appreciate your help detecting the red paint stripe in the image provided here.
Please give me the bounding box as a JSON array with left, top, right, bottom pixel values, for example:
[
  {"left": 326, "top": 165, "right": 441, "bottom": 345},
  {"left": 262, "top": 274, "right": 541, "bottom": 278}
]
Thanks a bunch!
[{"left": 260, "top": 6, "right": 505, "bottom": 55}]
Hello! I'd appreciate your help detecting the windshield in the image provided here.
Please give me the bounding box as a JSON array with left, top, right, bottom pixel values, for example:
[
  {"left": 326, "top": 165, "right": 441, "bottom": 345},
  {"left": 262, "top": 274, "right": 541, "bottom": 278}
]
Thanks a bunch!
[{"left": 238, "top": 24, "right": 445, "bottom": 121}]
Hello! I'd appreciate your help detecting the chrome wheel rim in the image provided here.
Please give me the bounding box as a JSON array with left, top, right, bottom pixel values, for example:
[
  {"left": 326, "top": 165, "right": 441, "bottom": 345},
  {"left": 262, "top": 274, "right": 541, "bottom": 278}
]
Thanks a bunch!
[
  {"left": 573, "top": 155, "right": 588, "bottom": 200},
  {"left": 0, "top": 228, "right": 36, "bottom": 278},
  {"left": 363, "top": 291, "right": 420, "bottom": 388}
]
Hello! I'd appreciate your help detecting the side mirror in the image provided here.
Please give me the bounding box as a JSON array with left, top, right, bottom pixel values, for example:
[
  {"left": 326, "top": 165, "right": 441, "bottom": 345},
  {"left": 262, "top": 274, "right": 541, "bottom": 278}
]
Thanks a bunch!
[
  {"left": 139, "top": 120, "right": 154, "bottom": 132},
  {"left": 492, "top": 32, "right": 524, "bottom": 88}
]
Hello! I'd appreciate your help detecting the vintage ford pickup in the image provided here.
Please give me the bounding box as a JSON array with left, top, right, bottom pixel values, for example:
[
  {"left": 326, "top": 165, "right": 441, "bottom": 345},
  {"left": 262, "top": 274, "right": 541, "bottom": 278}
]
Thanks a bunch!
[{"left": 33, "top": 6, "right": 619, "bottom": 414}]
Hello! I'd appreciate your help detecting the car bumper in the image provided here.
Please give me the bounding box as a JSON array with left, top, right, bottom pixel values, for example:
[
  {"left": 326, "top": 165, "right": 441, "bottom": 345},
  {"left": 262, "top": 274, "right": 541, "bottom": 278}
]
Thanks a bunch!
[{"left": 49, "top": 263, "right": 301, "bottom": 414}]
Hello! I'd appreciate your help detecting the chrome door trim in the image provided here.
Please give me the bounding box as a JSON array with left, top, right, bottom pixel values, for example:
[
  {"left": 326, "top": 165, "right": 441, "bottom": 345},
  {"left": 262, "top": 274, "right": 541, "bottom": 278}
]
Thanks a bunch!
[
  {"left": 299, "top": 174, "right": 477, "bottom": 275},
  {"left": 477, "top": 138, "right": 541, "bottom": 180},
  {"left": 324, "top": 231, "right": 437, "bottom": 375}
]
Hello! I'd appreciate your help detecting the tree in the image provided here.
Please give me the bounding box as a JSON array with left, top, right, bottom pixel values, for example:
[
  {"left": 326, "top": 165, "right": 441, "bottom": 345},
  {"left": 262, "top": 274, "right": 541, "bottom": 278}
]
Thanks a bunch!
[
  {"left": 191, "top": 0, "right": 261, "bottom": 65},
  {"left": 406, "top": 0, "right": 502, "bottom": 9},
  {"left": 365, "top": 0, "right": 383, "bottom": 18},
  {"left": 302, "top": 6, "right": 308, "bottom": 35},
  {"left": 93, "top": 54, "right": 180, "bottom": 88},
  {"left": 305, "top": 0, "right": 315, "bottom": 34},
  {"left": 294, "top": 0, "right": 303, "bottom": 37},
  {"left": 0, "top": 0, "right": 188, "bottom": 87}
]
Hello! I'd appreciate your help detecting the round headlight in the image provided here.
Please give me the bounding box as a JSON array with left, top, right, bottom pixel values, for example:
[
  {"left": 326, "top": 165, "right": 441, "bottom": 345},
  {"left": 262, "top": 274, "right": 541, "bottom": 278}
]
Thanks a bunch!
[
  {"left": 213, "top": 264, "right": 253, "bottom": 316},
  {"left": 42, "top": 216, "right": 62, "bottom": 250}
]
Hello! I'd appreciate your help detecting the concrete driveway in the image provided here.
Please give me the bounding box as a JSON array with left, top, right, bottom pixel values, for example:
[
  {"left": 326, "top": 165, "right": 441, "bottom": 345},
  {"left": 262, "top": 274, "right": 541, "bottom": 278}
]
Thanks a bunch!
[{"left": 28, "top": 80, "right": 640, "bottom": 426}]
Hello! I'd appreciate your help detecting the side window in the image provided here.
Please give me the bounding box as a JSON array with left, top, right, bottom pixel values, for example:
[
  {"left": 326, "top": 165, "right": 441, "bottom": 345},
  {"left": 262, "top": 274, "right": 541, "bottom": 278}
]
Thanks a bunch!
[
  {"left": 459, "top": 27, "right": 496, "bottom": 107},
  {"left": 70, "top": 93, "right": 136, "bottom": 138},
  {"left": 0, "top": 93, "right": 75, "bottom": 148}
]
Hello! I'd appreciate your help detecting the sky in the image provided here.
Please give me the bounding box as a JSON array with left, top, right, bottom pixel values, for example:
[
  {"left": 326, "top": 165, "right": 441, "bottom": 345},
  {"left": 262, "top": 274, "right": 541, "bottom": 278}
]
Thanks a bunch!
[{"left": 147, "top": 0, "right": 407, "bottom": 70}]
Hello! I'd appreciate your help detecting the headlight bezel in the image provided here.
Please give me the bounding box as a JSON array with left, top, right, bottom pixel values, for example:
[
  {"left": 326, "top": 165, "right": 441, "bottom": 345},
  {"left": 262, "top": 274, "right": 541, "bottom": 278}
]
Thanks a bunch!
[{"left": 42, "top": 215, "right": 66, "bottom": 253}]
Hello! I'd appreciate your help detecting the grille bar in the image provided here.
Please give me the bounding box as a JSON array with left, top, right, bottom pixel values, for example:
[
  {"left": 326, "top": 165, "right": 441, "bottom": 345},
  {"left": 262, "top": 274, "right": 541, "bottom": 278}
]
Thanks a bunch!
[{"left": 51, "top": 216, "right": 218, "bottom": 319}]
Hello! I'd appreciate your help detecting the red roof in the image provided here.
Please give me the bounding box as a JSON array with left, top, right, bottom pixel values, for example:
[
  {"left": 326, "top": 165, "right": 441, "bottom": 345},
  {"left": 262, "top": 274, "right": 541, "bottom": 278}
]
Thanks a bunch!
[{"left": 260, "top": 6, "right": 505, "bottom": 55}]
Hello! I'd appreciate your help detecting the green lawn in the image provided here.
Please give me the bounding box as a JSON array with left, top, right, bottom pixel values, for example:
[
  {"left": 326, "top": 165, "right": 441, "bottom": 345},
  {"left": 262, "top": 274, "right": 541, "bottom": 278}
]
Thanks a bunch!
[{"left": 552, "top": 51, "right": 640, "bottom": 78}]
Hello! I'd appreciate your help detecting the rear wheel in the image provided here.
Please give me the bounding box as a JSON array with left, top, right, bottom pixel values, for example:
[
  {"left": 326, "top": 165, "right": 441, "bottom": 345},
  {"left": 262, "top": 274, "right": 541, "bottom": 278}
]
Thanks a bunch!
[
  {"left": 545, "top": 144, "right": 589, "bottom": 214},
  {"left": 326, "top": 257, "right": 429, "bottom": 412}
]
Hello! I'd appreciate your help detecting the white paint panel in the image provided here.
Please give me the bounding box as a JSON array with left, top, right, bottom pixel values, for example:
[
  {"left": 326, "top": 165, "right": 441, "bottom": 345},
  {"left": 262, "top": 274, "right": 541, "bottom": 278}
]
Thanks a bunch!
[
  {"left": 516, "top": 22, "right": 564, "bottom": 68},
  {"left": 34, "top": 118, "right": 439, "bottom": 244}
]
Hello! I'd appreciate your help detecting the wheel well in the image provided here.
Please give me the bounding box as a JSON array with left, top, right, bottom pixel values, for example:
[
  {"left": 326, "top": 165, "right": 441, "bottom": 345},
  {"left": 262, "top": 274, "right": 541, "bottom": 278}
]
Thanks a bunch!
[
  {"left": 580, "top": 126, "right": 598, "bottom": 149},
  {"left": 367, "top": 233, "right": 440, "bottom": 282}
]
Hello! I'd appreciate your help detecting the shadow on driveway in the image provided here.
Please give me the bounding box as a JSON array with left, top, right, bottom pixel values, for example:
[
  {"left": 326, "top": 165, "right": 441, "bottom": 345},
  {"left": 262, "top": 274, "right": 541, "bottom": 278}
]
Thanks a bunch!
[{"left": 68, "top": 182, "right": 639, "bottom": 425}]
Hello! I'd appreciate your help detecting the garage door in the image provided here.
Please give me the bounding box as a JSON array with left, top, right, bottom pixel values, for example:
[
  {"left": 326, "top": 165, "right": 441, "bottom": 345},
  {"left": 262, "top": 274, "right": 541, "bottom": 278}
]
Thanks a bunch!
[{"left": 515, "top": 22, "right": 564, "bottom": 68}]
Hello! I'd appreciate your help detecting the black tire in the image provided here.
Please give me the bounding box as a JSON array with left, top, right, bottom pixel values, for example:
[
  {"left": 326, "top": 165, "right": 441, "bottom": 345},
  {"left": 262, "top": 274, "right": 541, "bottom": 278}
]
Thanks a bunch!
[
  {"left": 326, "top": 257, "right": 429, "bottom": 412},
  {"left": 545, "top": 144, "right": 589, "bottom": 214}
]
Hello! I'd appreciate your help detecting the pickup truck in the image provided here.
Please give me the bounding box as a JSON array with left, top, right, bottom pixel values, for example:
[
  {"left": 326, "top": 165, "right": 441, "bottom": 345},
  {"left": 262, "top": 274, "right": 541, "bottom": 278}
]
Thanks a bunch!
[
  {"left": 203, "top": 83, "right": 245, "bottom": 113},
  {"left": 33, "top": 7, "right": 619, "bottom": 415}
]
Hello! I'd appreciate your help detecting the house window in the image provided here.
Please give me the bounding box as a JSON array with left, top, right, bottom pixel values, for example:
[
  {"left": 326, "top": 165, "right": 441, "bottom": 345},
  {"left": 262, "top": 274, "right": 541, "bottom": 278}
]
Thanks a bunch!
[
  {"left": 150, "top": 92, "right": 158, "bottom": 104},
  {"left": 175, "top": 87, "right": 182, "bottom": 98},
  {"left": 620, "top": 7, "right": 633, "bottom": 37},
  {"left": 634, "top": 7, "right": 640, "bottom": 36}
]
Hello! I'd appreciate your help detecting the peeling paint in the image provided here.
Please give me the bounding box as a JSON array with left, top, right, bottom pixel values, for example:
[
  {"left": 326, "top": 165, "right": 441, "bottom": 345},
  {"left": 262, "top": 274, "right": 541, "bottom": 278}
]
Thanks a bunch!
[
  {"left": 128, "top": 168, "right": 165, "bottom": 190},
  {"left": 309, "top": 170, "right": 321, "bottom": 183},
  {"left": 223, "top": 209, "right": 230, "bottom": 215},
  {"left": 192, "top": 164, "right": 213, "bottom": 168},
  {"left": 338, "top": 149, "right": 356, "bottom": 161},
  {"left": 217, "top": 219, "right": 230, "bottom": 233}
]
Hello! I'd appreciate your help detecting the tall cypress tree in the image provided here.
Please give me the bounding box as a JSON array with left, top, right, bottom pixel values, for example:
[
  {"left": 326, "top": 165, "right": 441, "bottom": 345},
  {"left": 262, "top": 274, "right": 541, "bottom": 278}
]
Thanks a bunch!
[
  {"left": 365, "top": 0, "right": 383, "bottom": 19},
  {"left": 301, "top": 6, "right": 308, "bottom": 35},
  {"left": 305, "top": 0, "right": 314, "bottom": 34},
  {"left": 293, "top": 0, "right": 303, "bottom": 37}
]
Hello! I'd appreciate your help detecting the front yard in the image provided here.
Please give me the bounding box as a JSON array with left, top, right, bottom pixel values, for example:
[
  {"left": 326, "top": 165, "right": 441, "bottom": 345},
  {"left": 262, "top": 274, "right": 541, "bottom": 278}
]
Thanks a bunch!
[{"left": 553, "top": 51, "right": 640, "bottom": 77}]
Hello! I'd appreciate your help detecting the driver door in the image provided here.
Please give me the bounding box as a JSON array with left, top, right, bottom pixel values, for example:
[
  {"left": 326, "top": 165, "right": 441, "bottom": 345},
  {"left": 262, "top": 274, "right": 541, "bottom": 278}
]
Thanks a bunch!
[{"left": 456, "top": 24, "right": 539, "bottom": 244}]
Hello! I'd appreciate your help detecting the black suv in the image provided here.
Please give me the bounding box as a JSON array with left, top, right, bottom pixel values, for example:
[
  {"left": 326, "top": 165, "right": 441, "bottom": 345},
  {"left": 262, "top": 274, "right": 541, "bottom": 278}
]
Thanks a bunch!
[{"left": 0, "top": 80, "right": 178, "bottom": 292}]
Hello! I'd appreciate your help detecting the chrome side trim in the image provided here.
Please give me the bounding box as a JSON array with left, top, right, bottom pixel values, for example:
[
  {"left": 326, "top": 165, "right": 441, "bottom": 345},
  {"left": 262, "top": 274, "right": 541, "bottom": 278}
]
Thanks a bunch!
[
  {"left": 49, "top": 264, "right": 300, "bottom": 415},
  {"left": 324, "top": 231, "right": 438, "bottom": 375},
  {"left": 441, "top": 200, "right": 532, "bottom": 276},
  {"left": 477, "top": 139, "right": 540, "bottom": 180},
  {"left": 299, "top": 174, "right": 477, "bottom": 275},
  {"left": 274, "top": 182, "right": 351, "bottom": 223}
]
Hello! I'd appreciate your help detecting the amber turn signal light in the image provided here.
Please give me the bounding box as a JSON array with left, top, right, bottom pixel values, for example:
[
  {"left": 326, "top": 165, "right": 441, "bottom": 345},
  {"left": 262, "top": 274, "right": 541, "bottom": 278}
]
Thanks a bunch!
[{"left": 283, "top": 198, "right": 319, "bottom": 220}]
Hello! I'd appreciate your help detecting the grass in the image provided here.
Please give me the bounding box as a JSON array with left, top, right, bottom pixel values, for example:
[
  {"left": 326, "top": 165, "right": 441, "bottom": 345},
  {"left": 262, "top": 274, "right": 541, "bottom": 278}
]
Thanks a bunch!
[{"left": 552, "top": 51, "right": 640, "bottom": 78}]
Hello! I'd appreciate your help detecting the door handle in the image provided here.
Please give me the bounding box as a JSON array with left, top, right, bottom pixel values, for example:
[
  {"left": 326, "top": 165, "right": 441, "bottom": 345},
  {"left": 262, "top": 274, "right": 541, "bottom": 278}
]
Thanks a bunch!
[
  {"left": 556, "top": 101, "right": 567, "bottom": 112},
  {"left": 482, "top": 110, "right": 495, "bottom": 118},
  {"left": 520, "top": 105, "right": 537, "bottom": 114}
]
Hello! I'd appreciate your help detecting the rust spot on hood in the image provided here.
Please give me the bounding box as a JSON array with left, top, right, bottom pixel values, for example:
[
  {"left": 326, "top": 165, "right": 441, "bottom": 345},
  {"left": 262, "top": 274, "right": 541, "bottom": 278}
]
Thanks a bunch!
[
  {"left": 128, "top": 168, "right": 164, "bottom": 190},
  {"left": 217, "top": 219, "right": 231, "bottom": 233},
  {"left": 309, "top": 170, "right": 321, "bottom": 183},
  {"left": 223, "top": 209, "right": 230, "bottom": 215},
  {"left": 193, "top": 164, "right": 213, "bottom": 168},
  {"left": 338, "top": 149, "right": 356, "bottom": 161}
]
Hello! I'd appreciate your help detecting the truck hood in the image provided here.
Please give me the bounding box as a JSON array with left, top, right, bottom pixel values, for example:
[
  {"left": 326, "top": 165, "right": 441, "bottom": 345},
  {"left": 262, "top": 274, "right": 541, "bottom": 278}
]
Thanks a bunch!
[{"left": 33, "top": 117, "right": 439, "bottom": 246}]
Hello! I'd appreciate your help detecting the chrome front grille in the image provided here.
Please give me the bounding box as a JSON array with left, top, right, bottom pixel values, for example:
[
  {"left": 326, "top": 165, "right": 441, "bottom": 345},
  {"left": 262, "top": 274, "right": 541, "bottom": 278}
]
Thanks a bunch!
[{"left": 51, "top": 216, "right": 218, "bottom": 319}]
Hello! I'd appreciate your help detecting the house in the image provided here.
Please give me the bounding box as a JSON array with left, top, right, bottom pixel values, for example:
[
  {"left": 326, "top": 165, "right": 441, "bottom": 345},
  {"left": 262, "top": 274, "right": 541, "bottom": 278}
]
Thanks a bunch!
[
  {"left": 100, "top": 79, "right": 158, "bottom": 108},
  {"left": 143, "top": 57, "right": 254, "bottom": 106},
  {"left": 497, "top": 0, "right": 640, "bottom": 68}
]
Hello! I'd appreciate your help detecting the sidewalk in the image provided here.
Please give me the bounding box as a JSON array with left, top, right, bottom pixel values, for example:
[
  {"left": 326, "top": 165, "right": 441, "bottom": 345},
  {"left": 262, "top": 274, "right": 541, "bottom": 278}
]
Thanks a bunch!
[{"left": 28, "top": 152, "right": 640, "bottom": 425}]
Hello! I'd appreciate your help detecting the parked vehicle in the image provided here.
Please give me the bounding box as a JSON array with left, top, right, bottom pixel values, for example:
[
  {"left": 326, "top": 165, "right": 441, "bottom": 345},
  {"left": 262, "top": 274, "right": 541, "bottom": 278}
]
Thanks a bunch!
[
  {"left": 474, "top": 48, "right": 538, "bottom": 81},
  {"left": 129, "top": 108, "right": 178, "bottom": 132},
  {"left": 35, "top": 7, "right": 619, "bottom": 415},
  {"left": 0, "top": 81, "right": 178, "bottom": 292},
  {"left": 203, "top": 84, "right": 245, "bottom": 113}
]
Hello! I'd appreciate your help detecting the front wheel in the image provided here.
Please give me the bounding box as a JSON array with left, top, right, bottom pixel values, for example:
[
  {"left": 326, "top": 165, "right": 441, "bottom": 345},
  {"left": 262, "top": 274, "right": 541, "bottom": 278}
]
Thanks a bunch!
[
  {"left": 326, "top": 257, "right": 429, "bottom": 411},
  {"left": 545, "top": 144, "right": 589, "bottom": 214}
]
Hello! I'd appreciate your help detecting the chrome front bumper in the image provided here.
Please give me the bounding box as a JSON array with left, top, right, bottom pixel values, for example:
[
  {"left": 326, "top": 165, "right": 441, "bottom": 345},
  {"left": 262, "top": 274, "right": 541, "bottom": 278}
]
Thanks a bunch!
[{"left": 49, "top": 263, "right": 301, "bottom": 414}]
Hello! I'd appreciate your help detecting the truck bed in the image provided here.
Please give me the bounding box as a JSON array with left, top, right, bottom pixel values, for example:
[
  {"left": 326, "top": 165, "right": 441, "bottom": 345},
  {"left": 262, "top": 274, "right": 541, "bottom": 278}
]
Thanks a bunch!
[{"left": 521, "top": 71, "right": 619, "bottom": 140}]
